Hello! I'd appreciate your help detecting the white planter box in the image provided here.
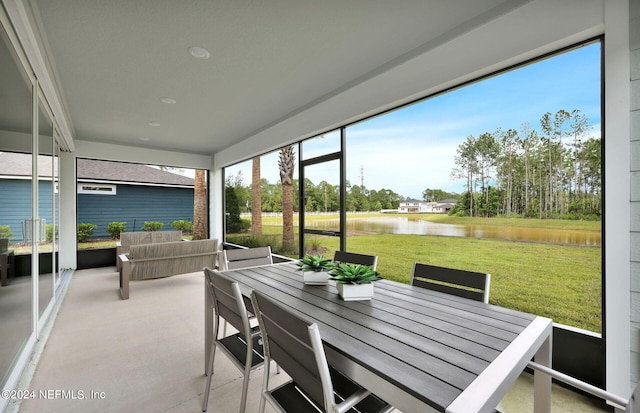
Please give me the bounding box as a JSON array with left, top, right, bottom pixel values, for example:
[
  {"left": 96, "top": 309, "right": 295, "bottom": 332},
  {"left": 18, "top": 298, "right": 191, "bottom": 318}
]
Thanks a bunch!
[
  {"left": 303, "top": 271, "right": 329, "bottom": 285},
  {"left": 336, "top": 283, "right": 374, "bottom": 301}
]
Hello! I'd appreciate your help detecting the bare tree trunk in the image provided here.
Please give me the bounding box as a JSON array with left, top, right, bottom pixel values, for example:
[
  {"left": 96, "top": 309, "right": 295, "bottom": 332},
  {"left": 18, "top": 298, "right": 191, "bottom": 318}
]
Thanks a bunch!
[
  {"left": 279, "top": 146, "right": 295, "bottom": 252},
  {"left": 468, "top": 169, "right": 474, "bottom": 217},
  {"left": 192, "top": 169, "right": 207, "bottom": 240},
  {"left": 251, "top": 157, "right": 262, "bottom": 237},
  {"left": 282, "top": 183, "right": 293, "bottom": 249}
]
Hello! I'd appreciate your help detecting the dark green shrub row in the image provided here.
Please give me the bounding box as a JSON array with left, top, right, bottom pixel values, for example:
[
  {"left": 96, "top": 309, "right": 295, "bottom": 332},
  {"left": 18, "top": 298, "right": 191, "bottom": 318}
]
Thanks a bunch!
[{"left": 78, "top": 220, "right": 194, "bottom": 241}]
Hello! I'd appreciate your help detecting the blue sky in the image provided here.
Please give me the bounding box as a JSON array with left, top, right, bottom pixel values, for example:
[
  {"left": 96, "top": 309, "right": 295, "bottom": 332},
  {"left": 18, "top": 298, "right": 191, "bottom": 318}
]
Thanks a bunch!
[{"left": 226, "top": 41, "right": 601, "bottom": 199}]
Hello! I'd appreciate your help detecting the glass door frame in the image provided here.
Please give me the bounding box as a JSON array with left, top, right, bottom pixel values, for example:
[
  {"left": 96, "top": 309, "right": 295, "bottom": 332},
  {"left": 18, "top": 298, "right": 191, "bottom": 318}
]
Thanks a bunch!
[{"left": 298, "top": 128, "right": 347, "bottom": 255}]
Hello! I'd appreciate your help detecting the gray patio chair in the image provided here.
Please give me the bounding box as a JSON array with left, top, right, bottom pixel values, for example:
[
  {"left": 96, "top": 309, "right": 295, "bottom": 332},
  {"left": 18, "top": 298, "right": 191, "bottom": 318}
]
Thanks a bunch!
[
  {"left": 202, "top": 268, "right": 265, "bottom": 413},
  {"left": 220, "top": 246, "right": 274, "bottom": 339},
  {"left": 411, "top": 262, "right": 491, "bottom": 304},
  {"left": 250, "top": 289, "right": 394, "bottom": 413},
  {"left": 223, "top": 246, "right": 273, "bottom": 270},
  {"left": 333, "top": 251, "right": 378, "bottom": 271}
]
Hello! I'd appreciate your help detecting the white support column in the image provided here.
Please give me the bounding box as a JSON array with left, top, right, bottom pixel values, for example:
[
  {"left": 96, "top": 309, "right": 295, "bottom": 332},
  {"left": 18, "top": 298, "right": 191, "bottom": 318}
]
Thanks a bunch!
[
  {"left": 58, "top": 151, "right": 77, "bottom": 270},
  {"left": 604, "top": 0, "right": 632, "bottom": 405},
  {"left": 209, "top": 163, "right": 224, "bottom": 242}
]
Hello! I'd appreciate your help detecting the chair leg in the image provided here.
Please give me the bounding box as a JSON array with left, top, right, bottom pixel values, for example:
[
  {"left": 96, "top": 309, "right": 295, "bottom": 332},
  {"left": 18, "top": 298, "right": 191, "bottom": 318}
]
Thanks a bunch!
[
  {"left": 239, "top": 363, "right": 252, "bottom": 413},
  {"left": 258, "top": 357, "right": 270, "bottom": 413},
  {"left": 210, "top": 344, "right": 217, "bottom": 375},
  {"left": 203, "top": 317, "right": 220, "bottom": 411},
  {"left": 210, "top": 317, "right": 220, "bottom": 375},
  {"left": 202, "top": 342, "right": 216, "bottom": 412}
]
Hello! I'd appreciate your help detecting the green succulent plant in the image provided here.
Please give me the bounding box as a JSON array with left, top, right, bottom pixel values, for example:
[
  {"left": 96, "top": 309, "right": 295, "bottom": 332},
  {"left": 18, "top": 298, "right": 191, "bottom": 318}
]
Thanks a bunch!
[
  {"left": 297, "top": 254, "right": 333, "bottom": 272},
  {"left": 328, "top": 263, "right": 381, "bottom": 285}
]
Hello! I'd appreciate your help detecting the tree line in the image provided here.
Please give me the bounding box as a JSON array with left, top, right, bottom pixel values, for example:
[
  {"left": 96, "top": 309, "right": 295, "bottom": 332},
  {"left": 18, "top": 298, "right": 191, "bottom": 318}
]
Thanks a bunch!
[
  {"left": 450, "top": 109, "right": 601, "bottom": 219},
  {"left": 225, "top": 108, "right": 601, "bottom": 225},
  {"left": 225, "top": 172, "right": 407, "bottom": 216}
]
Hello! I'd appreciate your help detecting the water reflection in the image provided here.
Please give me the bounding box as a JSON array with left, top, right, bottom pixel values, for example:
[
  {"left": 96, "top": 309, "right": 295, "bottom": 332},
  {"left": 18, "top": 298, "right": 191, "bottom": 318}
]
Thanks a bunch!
[{"left": 312, "top": 216, "right": 601, "bottom": 246}]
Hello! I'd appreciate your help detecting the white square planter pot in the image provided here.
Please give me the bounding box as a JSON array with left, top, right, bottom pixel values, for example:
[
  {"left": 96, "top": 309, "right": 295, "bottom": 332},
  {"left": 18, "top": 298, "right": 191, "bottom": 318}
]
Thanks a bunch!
[
  {"left": 336, "top": 283, "right": 374, "bottom": 301},
  {"left": 303, "top": 271, "right": 329, "bottom": 285}
]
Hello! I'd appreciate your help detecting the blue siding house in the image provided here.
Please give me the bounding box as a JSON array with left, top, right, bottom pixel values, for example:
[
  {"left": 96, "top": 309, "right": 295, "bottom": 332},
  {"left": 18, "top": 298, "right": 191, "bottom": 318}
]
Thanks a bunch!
[
  {"left": 77, "top": 184, "right": 194, "bottom": 238},
  {"left": 0, "top": 179, "right": 54, "bottom": 242},
  {"left": 0, "top": 153, "right": 56, "bottom": 242},
  {"left": 1, "top": 153, "right": 195, "bottom": 241}
]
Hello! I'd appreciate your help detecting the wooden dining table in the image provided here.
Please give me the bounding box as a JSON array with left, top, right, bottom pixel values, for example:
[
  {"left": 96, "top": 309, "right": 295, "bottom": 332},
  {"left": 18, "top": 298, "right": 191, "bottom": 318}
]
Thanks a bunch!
[{"left": 204, "top": 261, "right": 553, "bottom": 413}]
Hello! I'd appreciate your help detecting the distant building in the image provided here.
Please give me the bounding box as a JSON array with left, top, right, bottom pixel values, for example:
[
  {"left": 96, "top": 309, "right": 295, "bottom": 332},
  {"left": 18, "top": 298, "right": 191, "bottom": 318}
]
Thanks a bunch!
[
  {"left": 435, "top": 199, "right": 458, "bottom": 213},
  {"left": 397, "top": 198, "right": 456, "bottom": 214},
  {"left": 0, "top": 153, "right": 195, "bottom": 241}
]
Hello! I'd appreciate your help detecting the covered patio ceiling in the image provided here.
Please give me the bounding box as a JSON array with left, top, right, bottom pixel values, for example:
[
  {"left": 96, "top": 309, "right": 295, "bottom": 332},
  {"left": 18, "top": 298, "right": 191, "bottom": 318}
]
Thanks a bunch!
[{"left": 24, "top": 0, "right": 530, "bottom": 156}]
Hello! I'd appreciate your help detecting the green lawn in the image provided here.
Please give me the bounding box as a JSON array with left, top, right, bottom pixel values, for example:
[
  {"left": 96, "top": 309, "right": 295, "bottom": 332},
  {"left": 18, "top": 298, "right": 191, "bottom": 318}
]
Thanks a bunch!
[
  {"left": 232, "top": 213, "right": 602, "bottom": 333},
  {"left": 332, "top": 234, "right": 601, "bottom": 333},
  {"left": 16, "top": 214, "right": 601, "bottom": 332}
]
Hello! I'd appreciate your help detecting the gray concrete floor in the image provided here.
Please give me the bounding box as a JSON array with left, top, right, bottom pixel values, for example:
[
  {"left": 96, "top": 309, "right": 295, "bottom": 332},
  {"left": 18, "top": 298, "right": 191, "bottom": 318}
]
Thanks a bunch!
[{"left": 6, "top": 267, "right": 613, "bottom": 413}]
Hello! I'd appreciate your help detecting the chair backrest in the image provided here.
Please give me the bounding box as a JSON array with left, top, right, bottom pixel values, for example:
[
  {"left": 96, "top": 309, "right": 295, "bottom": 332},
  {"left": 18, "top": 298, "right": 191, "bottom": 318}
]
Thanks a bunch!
[
  {"left": 128, "top": 239, "right": 218, "bottom": 280},
  {"left": 204, "top": 267, "right": 252, "bottom": 339},
  {"left": 224, "top": 246, "right": 273, "bottom": 270},
  {"left": 333, "top": 251, "right": 378, "bottom": 271},
  {"left": 119, "top": 231, "right": 152, "bottom": 254},
  {"left": 251, "top": 290, "right": 334, "bottom": 411},
  {"left": 411, "top": 263, "right": 491, "bottom": 303},
  {"left": 118, "top": 230, "right": 183, "bottom": 254}
]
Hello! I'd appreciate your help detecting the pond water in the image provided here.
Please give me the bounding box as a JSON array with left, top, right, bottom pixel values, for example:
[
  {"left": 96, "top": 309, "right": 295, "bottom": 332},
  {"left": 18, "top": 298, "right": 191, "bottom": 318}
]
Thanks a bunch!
[{"left": 308, "top": 216, "right": 600, "bottom": 247}]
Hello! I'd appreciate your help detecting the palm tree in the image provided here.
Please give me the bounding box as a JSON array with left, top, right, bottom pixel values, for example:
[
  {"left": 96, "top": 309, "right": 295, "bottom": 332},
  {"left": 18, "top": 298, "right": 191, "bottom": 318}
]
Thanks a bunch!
[
  {"left": 278, "top": 146, "right": 295, "bottom": 251},
  {"left": 251, "top": 157, "right": 262, "bottom": 237},
  {"left": 192, "top": 169, "right": 207, "bottom": 240}
]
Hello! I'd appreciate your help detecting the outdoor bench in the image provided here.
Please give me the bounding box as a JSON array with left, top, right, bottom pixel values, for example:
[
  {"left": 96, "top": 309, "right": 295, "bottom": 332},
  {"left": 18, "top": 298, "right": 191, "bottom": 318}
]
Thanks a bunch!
[
  {"left": 116, "top": 231, "right": 184, "bottom": 273},
  {"left": 119, "top": 238, "right": 218, "bottom": 299}
]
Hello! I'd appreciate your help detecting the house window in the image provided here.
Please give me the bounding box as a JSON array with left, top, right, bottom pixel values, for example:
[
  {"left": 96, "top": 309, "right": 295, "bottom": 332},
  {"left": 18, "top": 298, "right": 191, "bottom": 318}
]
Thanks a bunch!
[{"left": 77, "top": 183, "right": 116, "bottom": 195}]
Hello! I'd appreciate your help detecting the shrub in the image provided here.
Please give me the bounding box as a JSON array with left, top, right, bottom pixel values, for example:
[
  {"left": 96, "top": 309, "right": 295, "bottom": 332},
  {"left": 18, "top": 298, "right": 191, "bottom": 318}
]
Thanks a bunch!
[
  {"left": 106, "top": 221, "right": 127, "bottom": 239},
  {"left": 0, "top": 225, "right": 14, "bottom": 240},
  {"left": 171, "top": 220, "right": 193, "bottom": 233},
  {"left": 225, "top": 186, "right": 243, "bottom": 232},
  {"left": 226, "top": 217, "right": 251, "bottom": 234},
  {"left": 77, "top": 223, "right": 97, "bottom": 242},
  {"left": 304, "top": 237, "right": 325, "bottom": 255},
  {"left": 223, "top": 234, "right": 293, "bottom": 256},
  {"left": 46, "top": 224, "right": 58, "bottom": 242},
  {"left": 141, "top": 221, "right": 164, "bottom": 232}
]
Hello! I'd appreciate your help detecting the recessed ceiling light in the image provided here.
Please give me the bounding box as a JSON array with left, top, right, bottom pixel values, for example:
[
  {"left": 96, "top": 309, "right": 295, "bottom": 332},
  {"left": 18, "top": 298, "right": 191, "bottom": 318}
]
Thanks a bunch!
[
  {"left": 160, "top": 97, "right": 177, "bottom": 104},
  {"left": 140, "top": 137, "right": 150, "bottom": 141},
  {"left": 188, "top": 46, "right": 210, "bottom": 59},
  {"left": 148, "top": 122, "right": 161, "bottom": 127}
]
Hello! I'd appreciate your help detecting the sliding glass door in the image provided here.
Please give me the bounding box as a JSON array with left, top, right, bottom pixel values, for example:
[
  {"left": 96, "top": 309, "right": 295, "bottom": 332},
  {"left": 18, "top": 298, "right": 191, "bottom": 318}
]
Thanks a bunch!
[
  {"left": 0, "top": 21, "right": 33, "bottom": 389},
  {"left": 299, "top": 130, "right": 344, "bottom": 256}
]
